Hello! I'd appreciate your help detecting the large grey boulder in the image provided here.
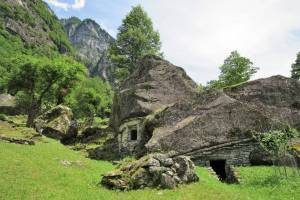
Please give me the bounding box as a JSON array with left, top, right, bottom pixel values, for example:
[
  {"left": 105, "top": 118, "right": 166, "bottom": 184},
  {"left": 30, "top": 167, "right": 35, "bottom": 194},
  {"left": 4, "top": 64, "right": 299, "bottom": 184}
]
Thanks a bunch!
[
  {"left": 108, "top": 55, "right": 300, "bottom": 165},
  {"left": 101, "top": 152, "right": 199, "bottom": 190},
  {"left": 145, "top": 76, "right": 300, "bottom": 163},
  {"left": 34, "top": 105, "right": 77, "bottom": 140},
  {"left": 0, "top": 94, "right": 20, "bottom": 115},
  {"left": 111, "top": 55, "right": 199, "bottom": 129}
]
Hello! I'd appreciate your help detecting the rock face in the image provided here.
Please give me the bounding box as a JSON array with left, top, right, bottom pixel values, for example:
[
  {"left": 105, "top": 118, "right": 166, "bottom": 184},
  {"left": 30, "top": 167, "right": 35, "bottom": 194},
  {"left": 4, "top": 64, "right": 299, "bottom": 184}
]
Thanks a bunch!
[
  {"left": 249, "top": 148, "right": 273, "bottom": 165},
  {"left": 146, "top": 75, "right": 300, "bottom": 165},
  {"left": 111, "top": 55, "right": 199, "bottom": 129},
  {"left": 1, "top": 0, "right": 73, "bottom": 53},
  {"left": 109, "top": 55, "right": 300, "bottom": 166},
  {"left": 34, "top": 105, "right": 77, "bottom": 140},
  {"left": 101, "top": 152, "right": 199, "bottom": 190},
  {"left": 0, "top": 94, "right": 20, "bottom": 115},
  {"left": 61, "top": 17, "right": 115, "bottom": 80}
]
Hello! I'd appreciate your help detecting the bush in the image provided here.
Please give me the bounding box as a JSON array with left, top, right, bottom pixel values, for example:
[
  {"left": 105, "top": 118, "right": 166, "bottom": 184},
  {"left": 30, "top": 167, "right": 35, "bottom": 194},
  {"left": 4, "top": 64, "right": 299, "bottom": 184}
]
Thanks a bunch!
[{"left": 0, "top": 113, "right": 7, "bottom": 121}]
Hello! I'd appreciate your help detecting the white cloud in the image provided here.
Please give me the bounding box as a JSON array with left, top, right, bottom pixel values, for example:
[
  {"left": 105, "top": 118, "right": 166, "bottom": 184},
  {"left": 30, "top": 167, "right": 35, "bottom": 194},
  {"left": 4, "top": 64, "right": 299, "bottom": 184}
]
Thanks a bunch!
[
  {"left": 140, "top": 0, "right": 300, "bottom": 84},
  {"left": 46, "top": 0, "right": 86, "bottom": 10}
]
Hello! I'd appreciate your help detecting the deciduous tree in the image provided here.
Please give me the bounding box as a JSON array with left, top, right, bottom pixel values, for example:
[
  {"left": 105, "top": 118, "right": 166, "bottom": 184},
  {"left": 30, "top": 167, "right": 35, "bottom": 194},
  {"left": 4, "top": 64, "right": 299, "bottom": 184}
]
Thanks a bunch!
[
  {"left": 8, "top": 55, "right": 86, "bottom": 127},
  {"left": 207, "top": 51, "right": 258, "bottom": 89}
]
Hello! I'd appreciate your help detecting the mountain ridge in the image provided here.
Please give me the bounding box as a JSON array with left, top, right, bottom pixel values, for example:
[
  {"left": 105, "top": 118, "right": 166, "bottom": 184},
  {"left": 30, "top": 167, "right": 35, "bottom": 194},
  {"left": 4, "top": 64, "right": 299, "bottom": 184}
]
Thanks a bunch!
[{"left": 61, "top": 16, "right": 115, "bottom": 81}]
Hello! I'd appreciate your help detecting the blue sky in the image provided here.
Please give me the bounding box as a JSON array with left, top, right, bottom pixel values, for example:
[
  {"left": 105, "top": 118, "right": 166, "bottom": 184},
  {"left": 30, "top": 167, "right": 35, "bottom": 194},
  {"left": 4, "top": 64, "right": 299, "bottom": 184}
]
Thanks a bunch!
[
  {"left": 46, "top": 0, "right": 141, "bottom": 36},
  {"left": 45, "top": 0, "right": 300, "bottom": 84}
]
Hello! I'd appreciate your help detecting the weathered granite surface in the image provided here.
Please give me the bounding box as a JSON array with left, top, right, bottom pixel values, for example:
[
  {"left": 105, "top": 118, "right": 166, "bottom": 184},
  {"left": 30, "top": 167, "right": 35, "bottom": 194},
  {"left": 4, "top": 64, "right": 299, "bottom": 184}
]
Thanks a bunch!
[
  {"left": 111, "top": 55, "right": 199, "bottom": 129},
  {"left": 61, "top": 17, "right": 115, "bottom": 80},
  {"left": 34, "top": 105, "right": 77, "bottom": 141},
  {"left": 103, "top": 56, "right": 300, "bottom": 166},
  {"left": 101, "top": 152, "right": 199, "bottom": 190}
]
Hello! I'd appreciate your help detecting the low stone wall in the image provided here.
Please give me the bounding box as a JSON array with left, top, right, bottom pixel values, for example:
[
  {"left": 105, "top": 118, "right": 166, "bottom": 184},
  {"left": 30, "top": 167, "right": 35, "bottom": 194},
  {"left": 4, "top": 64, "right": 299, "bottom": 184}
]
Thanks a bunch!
[{"left": 187, "top": 139, "right": 259, "bottom": 166}]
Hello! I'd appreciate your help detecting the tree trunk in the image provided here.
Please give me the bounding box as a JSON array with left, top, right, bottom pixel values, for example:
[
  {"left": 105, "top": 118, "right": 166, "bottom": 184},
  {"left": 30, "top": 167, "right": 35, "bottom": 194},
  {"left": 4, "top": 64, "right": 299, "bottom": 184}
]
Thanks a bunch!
[
  {"left": 57, "top": 94, "right": 64, "bottom": 105},
  {"left": 26, "top": 103, "right": 40, "bottom": 128}
]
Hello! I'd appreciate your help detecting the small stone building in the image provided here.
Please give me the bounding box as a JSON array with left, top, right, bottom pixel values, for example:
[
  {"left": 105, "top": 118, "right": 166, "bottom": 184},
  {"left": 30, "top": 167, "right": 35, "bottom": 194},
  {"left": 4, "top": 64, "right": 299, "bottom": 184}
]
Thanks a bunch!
[
  {"left": 111, "top": 55, "right": 300, "bottom": 168},
  {"left": 117, "top": 118, "right": 143, "bottom": 155}
]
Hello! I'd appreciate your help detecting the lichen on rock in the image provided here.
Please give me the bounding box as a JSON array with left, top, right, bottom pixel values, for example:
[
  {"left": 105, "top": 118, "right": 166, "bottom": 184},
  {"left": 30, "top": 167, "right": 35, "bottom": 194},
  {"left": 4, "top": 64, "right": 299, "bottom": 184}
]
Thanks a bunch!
[
  {"left": 34, "top": 105, "right": 77, "bottom": 141},
  {"left": 101, "top": 152, "right": 199, "bottom": 190}
]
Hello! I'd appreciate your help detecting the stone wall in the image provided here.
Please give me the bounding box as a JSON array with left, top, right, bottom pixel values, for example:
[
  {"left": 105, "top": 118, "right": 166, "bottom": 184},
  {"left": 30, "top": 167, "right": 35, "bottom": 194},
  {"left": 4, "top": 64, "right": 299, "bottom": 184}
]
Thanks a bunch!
[
  {"left": 118, "top": 118, "right": 144, "bottom": 156},
  {"left": 188, "top": 139, "right": 260, "bottom": 166}
]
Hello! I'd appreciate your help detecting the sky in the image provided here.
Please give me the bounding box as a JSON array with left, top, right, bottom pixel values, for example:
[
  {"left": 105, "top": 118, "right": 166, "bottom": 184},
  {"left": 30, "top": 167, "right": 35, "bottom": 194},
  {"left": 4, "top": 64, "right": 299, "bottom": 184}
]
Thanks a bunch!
[{"left": 45, "top": 0, "right": 300, "bottom": 84}]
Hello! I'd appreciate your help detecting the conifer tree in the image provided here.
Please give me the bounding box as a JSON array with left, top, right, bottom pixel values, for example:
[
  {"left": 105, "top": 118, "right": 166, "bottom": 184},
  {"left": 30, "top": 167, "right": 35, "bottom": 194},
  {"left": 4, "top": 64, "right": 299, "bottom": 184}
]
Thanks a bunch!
[
  {"left": 291, "top": 52, "right": 300, "bottom": 79},
  {"left": 109, "top": 5, "right": 162, "bottom": 81}
]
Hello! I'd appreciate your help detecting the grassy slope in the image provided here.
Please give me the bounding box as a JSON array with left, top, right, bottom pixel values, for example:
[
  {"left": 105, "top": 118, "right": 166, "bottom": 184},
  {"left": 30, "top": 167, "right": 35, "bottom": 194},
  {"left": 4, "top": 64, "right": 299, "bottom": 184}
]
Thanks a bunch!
[{"left": 0, "top": 122, "right": 299, "bottom": 200}]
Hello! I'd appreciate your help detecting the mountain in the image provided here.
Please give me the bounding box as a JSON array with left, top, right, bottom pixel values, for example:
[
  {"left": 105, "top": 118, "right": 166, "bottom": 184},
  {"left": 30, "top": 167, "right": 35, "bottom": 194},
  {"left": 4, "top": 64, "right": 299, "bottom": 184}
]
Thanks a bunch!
[
  {"left": 61, "top": 17, "right": 115, "bottom": 80},
  {"left": 0, "top": 0, "right": 73, "bottom": 54}
]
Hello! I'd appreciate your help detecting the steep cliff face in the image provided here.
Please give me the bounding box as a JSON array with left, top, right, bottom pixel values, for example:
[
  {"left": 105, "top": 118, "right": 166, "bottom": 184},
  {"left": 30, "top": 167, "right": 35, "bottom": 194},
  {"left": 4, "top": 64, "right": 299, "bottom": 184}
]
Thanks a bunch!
[
  {"left": 0, "top": 0, "right": 73, "bottom": 54},
  {"left": 61, "top": 17, "right": 115, "bottom": 80}
]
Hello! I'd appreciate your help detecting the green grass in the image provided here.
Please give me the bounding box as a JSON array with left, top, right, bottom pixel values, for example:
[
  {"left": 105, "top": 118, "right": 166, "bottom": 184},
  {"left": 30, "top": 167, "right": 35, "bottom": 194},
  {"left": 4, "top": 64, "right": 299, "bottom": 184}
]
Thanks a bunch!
[
  {"left": 0, "top": 120, "right": 38, "bottom": 140},
  {"left": 0, "top": 140, "right": 299, "bottom": 200},
  {"left": 0, "top": 126, "right": 299, "bottom": 200}
]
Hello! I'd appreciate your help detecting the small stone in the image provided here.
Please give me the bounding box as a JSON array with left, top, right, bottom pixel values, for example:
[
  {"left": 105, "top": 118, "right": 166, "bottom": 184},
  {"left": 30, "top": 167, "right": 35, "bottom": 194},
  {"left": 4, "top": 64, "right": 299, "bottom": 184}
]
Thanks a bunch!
[
  {"left": 160, "top": 173, "right": 176, "bottom": 189},
  {"left": 60, "top": 160, "right": 72, "bottom": 166},
  {"left": 161, "top": 158, "right": 173, "bottom": 167},
  {"left": 152, "top": 153, "right": 168, "bottom": 163},
  {"left": 143, "top": 157, "right": 160, "bottom": 168}
]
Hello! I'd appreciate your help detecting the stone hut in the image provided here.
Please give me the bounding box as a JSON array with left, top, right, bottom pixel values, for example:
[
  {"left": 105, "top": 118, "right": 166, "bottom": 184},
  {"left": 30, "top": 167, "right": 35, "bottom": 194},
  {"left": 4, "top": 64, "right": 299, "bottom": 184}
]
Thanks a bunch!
[{"left": 111, "top": 55, "right": 300, "bottom": 168}]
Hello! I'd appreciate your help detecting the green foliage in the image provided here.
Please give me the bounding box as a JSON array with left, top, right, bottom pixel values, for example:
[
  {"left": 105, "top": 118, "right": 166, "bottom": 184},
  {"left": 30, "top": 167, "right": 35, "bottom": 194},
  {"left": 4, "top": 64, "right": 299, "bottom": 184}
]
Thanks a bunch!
[
  {"left": 0, "top": 0, "right": 76, "bottom": 92},
  {"left": 254, "top": 128, "right": 299, "bottom": 158},
  {"left": 207, "top": 51, "right": 258, "bottom": 89},
  {"left": 197, "top": 84, "right": 205, "bottom": 92},
  {"left": 28, "top": 0, "right": 74, "bottom": 53},
  {"left": 0, "top": 1, "right": 36, "bottom": 26},
  {"left": 0, "top": 0, "right": 73, "bottom": 54},
  {"left": 8, "top": 55, "right": 86, "bottom": 126},
  {"left": 109, "top": 5, "right": 162, "bottom": 82},
  {"left": 62, "top": 16, "right": 81, "bottom": 26},
  {"left": 66, "top": 77, "right": 113, "bottom": 125},
  {"left": 0, "top": 113, "right": 7, "bottom": 121},
  {"left": 291, "top": 52, "right": 300, "bottom": 79}
]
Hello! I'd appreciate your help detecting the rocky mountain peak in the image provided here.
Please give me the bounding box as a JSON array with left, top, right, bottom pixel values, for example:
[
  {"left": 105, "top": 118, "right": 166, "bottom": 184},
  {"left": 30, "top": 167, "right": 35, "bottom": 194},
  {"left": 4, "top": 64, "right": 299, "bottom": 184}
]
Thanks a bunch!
[{"left": 61, "top": 17, "right": 115, "bottom": 80}]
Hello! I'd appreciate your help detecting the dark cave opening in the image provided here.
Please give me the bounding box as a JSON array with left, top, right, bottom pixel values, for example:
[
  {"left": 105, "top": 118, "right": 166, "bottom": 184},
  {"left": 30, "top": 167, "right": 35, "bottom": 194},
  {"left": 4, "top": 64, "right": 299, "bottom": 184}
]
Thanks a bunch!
[
  {"left": 130, "top": 129, "right": 138, "bottom": 141},
  {"left": 210, "top": 160, "right": 227, "bottom": 181}
]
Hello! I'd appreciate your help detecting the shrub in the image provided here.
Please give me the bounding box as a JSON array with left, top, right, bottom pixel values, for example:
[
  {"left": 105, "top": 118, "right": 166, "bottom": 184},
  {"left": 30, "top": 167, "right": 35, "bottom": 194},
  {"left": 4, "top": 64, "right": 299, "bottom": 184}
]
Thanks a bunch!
[{"left": 0, "top": 113, "right": 7, "bottom": 121}]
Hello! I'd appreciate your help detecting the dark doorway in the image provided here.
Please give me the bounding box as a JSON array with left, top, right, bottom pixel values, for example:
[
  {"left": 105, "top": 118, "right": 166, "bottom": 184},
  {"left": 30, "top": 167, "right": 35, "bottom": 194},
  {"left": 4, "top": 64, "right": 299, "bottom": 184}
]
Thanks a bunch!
[
  {"left": 210, "top": 160, "right": 227, "bottom": 181},
  {"left": 130, "top": 130, "right": 138, "bottom": 141}
]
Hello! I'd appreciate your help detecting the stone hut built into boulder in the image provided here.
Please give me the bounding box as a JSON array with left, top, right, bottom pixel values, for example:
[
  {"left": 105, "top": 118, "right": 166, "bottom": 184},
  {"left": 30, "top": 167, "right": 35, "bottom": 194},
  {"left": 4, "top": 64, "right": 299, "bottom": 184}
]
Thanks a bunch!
[{"left": 107, "top": 56, "right": 300, "bottom": 173}]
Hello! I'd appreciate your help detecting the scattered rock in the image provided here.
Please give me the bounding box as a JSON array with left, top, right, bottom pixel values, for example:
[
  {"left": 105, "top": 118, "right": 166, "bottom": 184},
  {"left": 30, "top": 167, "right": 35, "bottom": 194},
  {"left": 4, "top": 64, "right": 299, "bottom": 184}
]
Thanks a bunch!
[
  {"left": 34, "top": 105, "right": 77, "bottom": 141},
  {"left": 249, "top": 148, "right": 273, "bottom": 165},
  {"left": 87, "top": 135, "right": 120, "bottom": 161},
  {"left": 0, "top": 94, "right": 20, "bottom": 115},
  {"left": 101, "top": 153, "right": 199, "bottom": 190},
  {"left": 0, "top": 135, "right": 34, "bottom": 145},
  {"left": 60, "top": 160, "right": 72, "bottom": 166},
  {"left": 60, "top": 160, "right": 84, "bottom": 167}
]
